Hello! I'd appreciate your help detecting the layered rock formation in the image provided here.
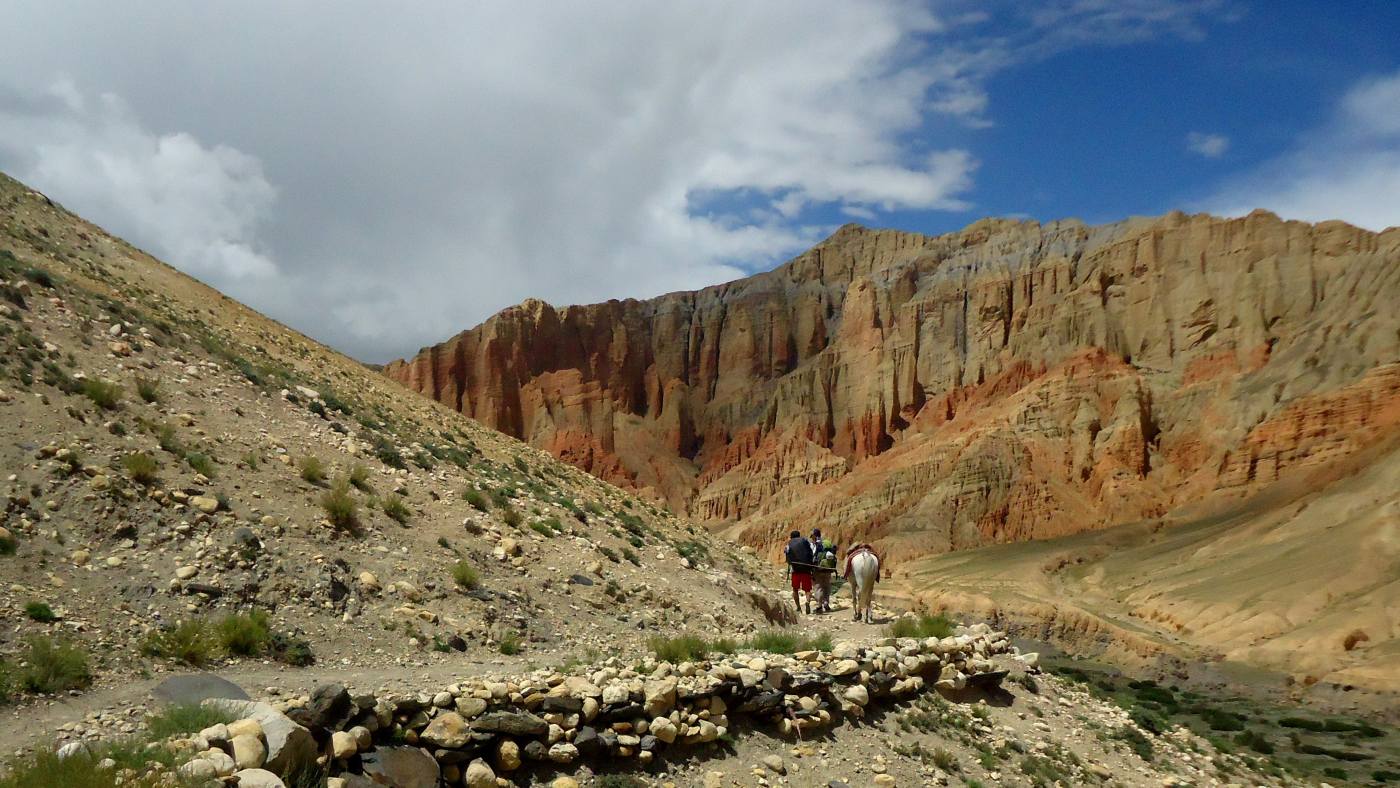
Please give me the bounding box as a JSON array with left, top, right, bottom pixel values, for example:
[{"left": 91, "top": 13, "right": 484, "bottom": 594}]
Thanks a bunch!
[{"left": 386, "top": 211, "right": 1400, "bottom": 565}]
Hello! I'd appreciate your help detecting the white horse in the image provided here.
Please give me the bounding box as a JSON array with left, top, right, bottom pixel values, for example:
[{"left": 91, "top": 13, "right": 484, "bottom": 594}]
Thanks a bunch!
[{"left": 847, "top": 549, "right": 880, "bottom": 624}]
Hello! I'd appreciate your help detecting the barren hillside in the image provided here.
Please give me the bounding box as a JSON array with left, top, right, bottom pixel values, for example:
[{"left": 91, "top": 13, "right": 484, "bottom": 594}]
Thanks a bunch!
[{"left": 0, "top": 170, "right": 782, "bottom": 703}]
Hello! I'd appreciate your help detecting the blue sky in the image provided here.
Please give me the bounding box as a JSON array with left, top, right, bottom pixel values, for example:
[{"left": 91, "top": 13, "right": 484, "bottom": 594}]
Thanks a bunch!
[
  {"left": 0, "top": 1, "right": 1397, "bottom": 361},
  {"left": 795, "top": 1, "right": 1400, "bottom": 237}
]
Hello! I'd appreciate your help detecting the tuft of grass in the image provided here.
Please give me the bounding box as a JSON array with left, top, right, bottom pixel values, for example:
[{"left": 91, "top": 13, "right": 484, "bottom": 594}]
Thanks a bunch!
[
  {"left": 17, "top": 636, "right": 91, "bottom": 694},
  {"left": 122, "top": 451, "right": 159, "bottom": 485},
  {"left": 382, "top": 495, "right": 411, "bottom": 524},
  {"left": 134, "top": 376, "right": 160, "bottom": 403},
  {"left": 298, "top": 456, "right": 327, "bottom": 484},
  {"left": 647, "top": 634, "right": 713, "bottom": 663},
  {"left": 141, "top": 619, "right": 219, "bottom": 667},
  {"left": 0, "top": 533, "right": 16, "bottom": 556},
  {"left": 501, "top": 506, "right": 521, "bottom": 528},
  {"left": 497, "top": 633, "right": 522, "bottom": 655},
  {"left": 320, "top": 479, "right": 358, "bottom": 532},
  {"left": 452, "top": 560, "right": 480, "bottom": 589},
  {"left": 746, "top": 629, "right": 832, "bottom": 655},
  {"left": 146, "top": 703, "right": 235, "bottom": 739},
  {"left": 348, "top": 463, "right": 373, "bottom": 492},
  {"left": 185, "top": 451, "right": 215, "bottom": 479},
  {"left": 464, "top": 489, "right": 489, "bottom": 511},
  {"left": 81, "top": 378, "right": 122, "bottom": 410},
  {"left": 888, "top": 613, "right": 956, "bottom": 640},
  {"left": 217, "top": 610, "right": 271, "bottom": 657},
  {"left": 24, "top": 601, "right": 56, "bottom": 623},
  {"left": 154, "top": 422, "right": 181, "bottom": 454}
]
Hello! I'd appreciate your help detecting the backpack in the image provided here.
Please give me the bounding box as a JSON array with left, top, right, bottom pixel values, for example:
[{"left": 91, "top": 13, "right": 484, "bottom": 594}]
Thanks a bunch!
[
  {"left": 785, "top": 536, "right": 814, "bottom": 568},
  {"left": 817, "top": 539, "right": 837, "bottom": 569}
]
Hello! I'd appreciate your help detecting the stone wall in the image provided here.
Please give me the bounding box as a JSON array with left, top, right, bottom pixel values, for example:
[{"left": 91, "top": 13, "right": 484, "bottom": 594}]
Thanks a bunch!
[{"left": 172, "top": 625, "right": 1022, "bottom": 787}]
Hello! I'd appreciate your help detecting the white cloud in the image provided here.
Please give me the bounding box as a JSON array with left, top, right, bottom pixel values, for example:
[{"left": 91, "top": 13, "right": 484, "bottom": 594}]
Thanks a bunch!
[
  {"left": 1186, "top": 131, "right": 1230, "bottom": 158},
  {"left": 1204, "top": 69, "right": 1400, "bottom": 232},
  {"left": 0, "top": 79, "right": 277, "bottom": 282},
  {"left": 0, "top": 1, "right": 1233, "bottom": 361}
]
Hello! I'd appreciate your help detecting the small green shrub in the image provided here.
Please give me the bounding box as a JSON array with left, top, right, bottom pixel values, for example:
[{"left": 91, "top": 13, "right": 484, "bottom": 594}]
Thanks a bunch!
[
  {"left": 498, "top": 633, "right": 522, "bottom": 655},
  {"left": 1200, "top": 707, "right": 1245, "bottom": 732},
  {"left": 0, "top": 533, "right": 16, "bottom": 555},
  {"left": 217, "top": 610, "right": 271, "bottom": 657},
  {"left": 155, "top": 423, "right": 181, "bottom": 454},
  {"left": 122, "top": 451, "right": 159, "bottom": 485},
  {"left": 134, "top": 376, "right": 160, "bottom": 403},
  {"left": 888, "top": 613, "right": 956, "bottom": 640},
  {"left": 382, "top": 495, "right": 411, "bottom": 524},
  {"left": 452, "top": 560, "right": 480, "bottom": 589},
  {"left": 141, "top": 619, "right": 218, "bottom": 667},
  {"left": 22, "top": 267, "right": 55, "bottom": 288},
  {"left": 24, "top": 601, "right": 56, "bottom": 623},
  {"left": 598, "top": 545, "right": 619, "bottom": 562},
  {"left": 464, "top": 489, "right": 489, "bottom": 511},
  {"left": 320, "top": 479, "right": 358, "bottom": 532},
  {"left": 185, "top": 451, "right": 215, "bottom": 478},
  {"left": 622, "top": 547, "right": 640, "bottom": 565},
  {"left": 240, "top": 450, "right": 261, "bottom": 469},
  {"left": 348, "top": 463, "right": 373, "bottom": 492},
  {"left": 81, "top": 378, "right": 122, "bottom": 410},
  {"left": 299, "top": 456, "right": 327, "bottom": 484},
  {"left": 371, "top": 436, "right": 405, "bottom": 469},
  {"left": 1233, "top": 728, "right": 1274, "bottom": 754},
  {"left": 17, "top": 636, "right": 91, "bottom": 694},
  {"left": 501, "top": 506, "right": 521, "bottom": 528},
  {"left": 268, "top": 632, "right": 315, "bottom": 666}
]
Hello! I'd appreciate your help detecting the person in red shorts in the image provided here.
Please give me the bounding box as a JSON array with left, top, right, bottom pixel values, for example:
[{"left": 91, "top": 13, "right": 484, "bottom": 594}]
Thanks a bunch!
[{"left": 784, "top": 529, "right": 815, "bottom": 614}]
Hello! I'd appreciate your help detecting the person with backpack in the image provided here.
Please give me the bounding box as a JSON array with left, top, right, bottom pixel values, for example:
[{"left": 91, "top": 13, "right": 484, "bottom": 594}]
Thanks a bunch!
[
  {"left": 812, "top": 535, "right": 838, "bottom": 614},
  {"left": 784, "top": 530, "right": 815, "bottom": 614}
]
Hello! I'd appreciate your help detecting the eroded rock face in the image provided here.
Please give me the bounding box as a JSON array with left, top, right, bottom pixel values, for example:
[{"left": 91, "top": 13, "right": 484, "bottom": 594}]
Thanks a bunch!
[{"left": 386, "top": 212, "right": 1400, "bottom": 566}]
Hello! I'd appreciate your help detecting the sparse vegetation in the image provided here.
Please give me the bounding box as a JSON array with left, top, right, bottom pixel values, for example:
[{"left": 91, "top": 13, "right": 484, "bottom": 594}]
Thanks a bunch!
[
  {"left": 452, "top": 559, "right": 480, "bottom": 589},
  {"left": 498, "top": 632, "right": 522, "bottom": 655},
  {"left": 746, "top": 629, "right": 832, "bottom": 654},
  {"left": 217, "top": 610, "right": 272, "bottom": 656},
  {"left": 348, "top": 463, "right": 373, "bottom": 492},
  {"left": 382, "top": 494, "right": 411, "bottom": 524},
  {"left": 888, "top": 612, "right": 955, "bottom": 639},
  {"left": 268, "top": 632, "right": 316, "bottom": 666},
  {"left": 185, "top": 451, "right": 215, "bottom": 478},
  {"left": 299, "top": 455, "right": 327, "bottom": 484},
  {"left": 122, "top": 451, "right": 159, "bottom": 485},
  {"left": 23, "top": 601, "right": 56, "bottom": 623},
  {"left": 501, "top": 506, "right": 522, "bottom": 527},
  {"left": 647, "top": 634, "right": 713, "bottom": 662},
  {"left": 134, "top": 376, "right": 160, "bottom": 403},
  {"left": 81, "top": 378, "right": 122, "bottom": 410},
  {"left": 1116, "top": 724, "right": 1155, "bottom": 761},
  {"left": 464, "top": 489, "right": 489, "bottom": 511},
  {"left": 141, "top": 619, "right": 219, "bottom": 667},
  {"left": 15, "top": 636, "right": 91, "bottom": 695},
  {"left": 145, "top": 703, "right": 235, "bottom": 739},
  {"left": 320, "top": 478, "right": 359, "bottom": 531}
]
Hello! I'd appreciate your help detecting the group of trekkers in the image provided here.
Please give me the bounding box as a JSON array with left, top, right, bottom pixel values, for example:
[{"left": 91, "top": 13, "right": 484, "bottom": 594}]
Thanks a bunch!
[{"left": 783, "top": 528, "right": 846, "bottom": 615}]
